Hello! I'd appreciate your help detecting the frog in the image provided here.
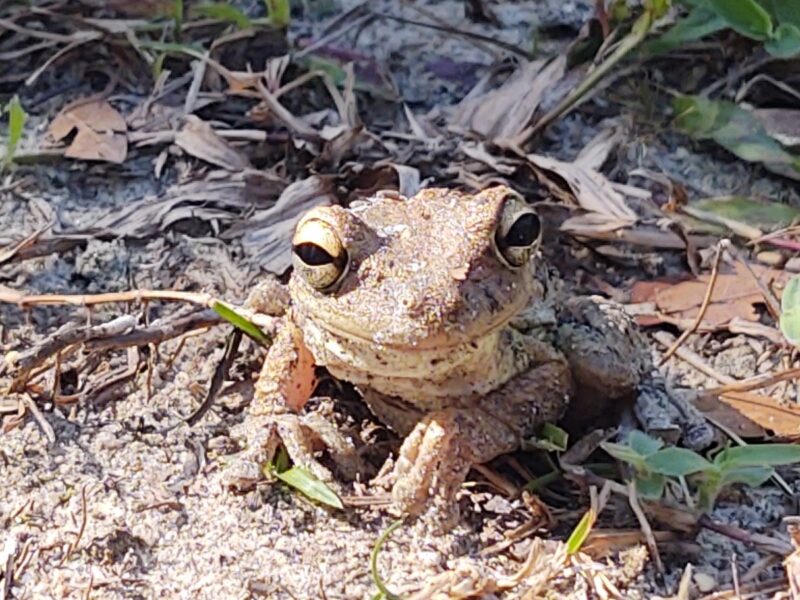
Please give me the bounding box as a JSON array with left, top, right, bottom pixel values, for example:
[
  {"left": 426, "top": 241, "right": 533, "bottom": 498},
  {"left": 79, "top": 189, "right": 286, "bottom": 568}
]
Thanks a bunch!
[{"left": 226, "top": 185, "right": 710, "bottom": 525}]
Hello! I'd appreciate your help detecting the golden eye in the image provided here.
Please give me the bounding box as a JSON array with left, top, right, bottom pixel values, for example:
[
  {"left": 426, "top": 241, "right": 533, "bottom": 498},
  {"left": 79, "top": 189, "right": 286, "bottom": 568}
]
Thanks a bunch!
[
  {"left": 292, "top": 218, "right": 349, "bottom": 291},
  {"left": 494, "top": 195, "right": 542, "bottom": 268}
]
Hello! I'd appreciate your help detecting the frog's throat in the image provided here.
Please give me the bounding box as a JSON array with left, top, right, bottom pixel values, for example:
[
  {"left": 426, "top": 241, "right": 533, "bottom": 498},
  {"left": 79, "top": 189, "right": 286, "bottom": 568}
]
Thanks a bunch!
[{"left": 294, "top": 288, "right": 531, "bottom": 352}]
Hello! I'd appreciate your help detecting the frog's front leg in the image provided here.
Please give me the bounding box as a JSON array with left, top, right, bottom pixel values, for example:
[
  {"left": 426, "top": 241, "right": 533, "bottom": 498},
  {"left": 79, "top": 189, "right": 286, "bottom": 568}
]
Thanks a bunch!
[
  {"left": 381, "top": 344, "right": 572, "bottom": 527},
  {"left": 226, "top": 315, "right": 361, "bottom": 490}
]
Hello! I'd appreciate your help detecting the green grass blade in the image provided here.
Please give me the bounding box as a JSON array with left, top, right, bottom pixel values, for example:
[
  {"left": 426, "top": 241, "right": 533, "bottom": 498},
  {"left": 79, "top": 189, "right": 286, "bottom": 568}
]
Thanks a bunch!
[
  {"left": 193, "top": 3, "right": 252, "bottom": 28},
  {"left": 716, "top": 443, "right": 800, "bottom": 468},
  {"left": 265, "top": 0, "right": 290, "bottom": 27},
  {"left": 566, "top": 508, "right": 596, "bottom": 555},
  {"left": 5, "top": 95, "right": 26, "bottom": 164},
  {"left": 370, "top": 520, "right": 404, "bottom": 600},
  {"left": 274, "top": 466, "right": 344, "bottom": 509},
  {"left": 211, "top": 301, "right": 270, "bottom": 346}
]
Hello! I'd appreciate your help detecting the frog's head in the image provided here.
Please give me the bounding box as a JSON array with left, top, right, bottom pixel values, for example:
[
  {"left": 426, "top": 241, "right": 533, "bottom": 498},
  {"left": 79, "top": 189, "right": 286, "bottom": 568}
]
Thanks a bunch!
[{"left": 288, "top": 186, "right": 543, "bottom": 349}]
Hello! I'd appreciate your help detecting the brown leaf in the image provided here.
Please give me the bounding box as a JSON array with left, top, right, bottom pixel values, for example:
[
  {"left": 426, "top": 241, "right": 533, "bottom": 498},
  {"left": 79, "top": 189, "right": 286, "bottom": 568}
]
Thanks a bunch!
[
  {"left": 174, "top": 116, "right": 251, "bottom": 171},
  {"left": 449, "top": 56, "right": 567, "bottom": 140},
  {"left": 693, "top": 394, "right": 767, "bottom": 438},
  {"left": 525, "top": 153, "right": 638, "bottom": 225},
  {"left": 48, "top": 99, "right": 128, "bottom": 164},
  {"left": 629, "top": 263, "right": 791, "bottom": 329},
  {"left": 716, "top": 391, "right": 800, "bottom": 438},
  {"left": 92, "top": 171, "right": 249, "bottom": 239}
]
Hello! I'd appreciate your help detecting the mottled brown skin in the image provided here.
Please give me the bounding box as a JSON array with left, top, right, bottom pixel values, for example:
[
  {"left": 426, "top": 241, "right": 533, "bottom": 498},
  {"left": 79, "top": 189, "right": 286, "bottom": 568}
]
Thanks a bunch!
[{"left": 228, "top": 186, "right": 647, "bottom": 526}]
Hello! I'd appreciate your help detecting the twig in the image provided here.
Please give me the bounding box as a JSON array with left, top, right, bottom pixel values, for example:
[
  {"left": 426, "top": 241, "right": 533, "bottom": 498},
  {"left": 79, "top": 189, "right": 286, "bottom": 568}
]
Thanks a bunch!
[
  {"left": 382, "top": 10, "right": 533, "bottom": 60},
  {"left": 2, "top": 546, "right": 14, "bottom": 600},
  {"left": 627, "top": 481, "right": 664, "bottom": 573},
  {"left": 653, "top": 331, "right": 735, "bottom": 384},
  {"left": 0, "top": 224, "right": 52, "bottom": 266},
  {"left": 0, "top": 287, "right": 211, "bottom": 308},
  {"left": 21, "top": 394, "right": 55, "bottom": 444},
  {"left": 703, "top": 367, "right": 800, "bottom": 397},
  {"left": 186, "top": 329, "right": 242, "bottom": 426},
  {"left": 659, "top": 241, "right": 725, "bottom": 365},
  {"left": 8, "top": 315, "right": 137, "bottom": 387},
  {"left": 698, "top": 514, "right": 792, "bottom": 555},
  {"left": 60, "top": 485, "right": 89, "bottom": 566},
  {"left": 254, "top": 80, "right": 320, "bottom": 139},
  {"left": 85, "top": 310, "right": 222, "bottom": 351},
  {"left": 514, "top": 10, "right": 653, "bottom": 144}
]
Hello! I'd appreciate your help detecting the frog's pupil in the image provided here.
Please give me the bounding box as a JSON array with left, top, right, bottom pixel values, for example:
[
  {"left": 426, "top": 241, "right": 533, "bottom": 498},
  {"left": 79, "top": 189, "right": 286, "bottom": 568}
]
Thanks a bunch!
[
  {"left": 505, "top": 213, "right": 540, "bottom": 247},
  {"left": 294, "top": 243, "right": 334, "bottom": 266}
]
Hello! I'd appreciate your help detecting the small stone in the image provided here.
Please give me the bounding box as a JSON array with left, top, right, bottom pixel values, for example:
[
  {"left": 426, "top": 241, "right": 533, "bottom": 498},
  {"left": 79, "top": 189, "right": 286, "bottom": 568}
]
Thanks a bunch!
[
  {"left": 693, "top": 572, "right": 717, "bottom": 592},
  {"left": 786, "top": 257, "right": 800, "bottom": 272}
]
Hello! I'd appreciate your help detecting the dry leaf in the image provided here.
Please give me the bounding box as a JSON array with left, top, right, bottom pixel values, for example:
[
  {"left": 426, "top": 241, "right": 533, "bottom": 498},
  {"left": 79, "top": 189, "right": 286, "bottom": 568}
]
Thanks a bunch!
[
  {"left": 629, "top": 263, "right": 792, "bottom": 329},
  {"left": 449, "top": 56, "right": 567, "bottom": 140},
  {"left": 224, "top": 176, "right": 335, "bottom": 274},
  {"left": 174, "top": 116, "right": 251, "bottom": 171},
  {"left": 92, "top": 171, "right": 249, "bottom": 239},
  {"left": 49, "top": 99, "right": 128, "bottom": 164},
  {"left": 716, "top": 391, "right": 800, "bottom": 438},
  {"left": 693, "top": 394, "right": 767, "bottom": 438},
  {"left": 525, "top": 153, "right": 638, "bottom": 226},
  {"left": 574, "top": 123, "right": 624, "bottom": 171}
]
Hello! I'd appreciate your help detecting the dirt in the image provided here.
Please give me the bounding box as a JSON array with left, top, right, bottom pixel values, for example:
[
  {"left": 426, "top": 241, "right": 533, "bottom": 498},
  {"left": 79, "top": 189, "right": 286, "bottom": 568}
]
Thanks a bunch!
[{"left": 2, "top": 1, "right": 799, "bottom": 599}]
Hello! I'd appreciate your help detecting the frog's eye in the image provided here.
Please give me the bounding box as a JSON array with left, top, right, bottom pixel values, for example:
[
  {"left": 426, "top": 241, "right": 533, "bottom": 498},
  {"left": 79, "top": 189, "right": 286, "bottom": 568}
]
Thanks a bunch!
[
  {"left": 495, "top": 197, "right": 542, "bottom": 268},
  {"left": 292, "top": 219, "right": 349, "bottom": 291}
]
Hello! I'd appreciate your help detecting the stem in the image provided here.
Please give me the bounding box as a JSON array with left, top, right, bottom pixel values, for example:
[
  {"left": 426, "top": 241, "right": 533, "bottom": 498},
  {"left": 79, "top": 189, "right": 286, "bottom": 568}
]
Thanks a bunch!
[{"left": 515, "top": 9, "right": 654, "bottom": 144}]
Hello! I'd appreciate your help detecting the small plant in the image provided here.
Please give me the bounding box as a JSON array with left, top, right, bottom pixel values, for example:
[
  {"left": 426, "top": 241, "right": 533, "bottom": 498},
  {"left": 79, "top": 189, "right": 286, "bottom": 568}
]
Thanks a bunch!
[
  {"left": 650, "top": 0, "right": 800, "bottom": 58},
  {"left": 264, "top": 448, "right": 344, "bottom": 509},
  {"left": 602, "top": 430, "right": 800, "bottom": 510},
  {"left": 2, "top": 95, "right": 26, "bottom": 166}
]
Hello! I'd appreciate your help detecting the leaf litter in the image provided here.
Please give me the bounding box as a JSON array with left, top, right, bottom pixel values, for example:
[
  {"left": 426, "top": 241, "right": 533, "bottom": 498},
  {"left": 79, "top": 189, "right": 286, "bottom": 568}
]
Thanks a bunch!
[{"left": 3, "top": 0, "right": 800, "bottom": 598}]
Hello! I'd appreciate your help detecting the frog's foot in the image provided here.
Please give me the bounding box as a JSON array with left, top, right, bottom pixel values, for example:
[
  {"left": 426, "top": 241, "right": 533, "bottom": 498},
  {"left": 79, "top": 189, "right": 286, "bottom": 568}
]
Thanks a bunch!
[
  {"left": 383, "top": 408, "right": 518, "bottom": 529},
  {"left": 224, "top": 411, "right": 364, "bottom": 492}
]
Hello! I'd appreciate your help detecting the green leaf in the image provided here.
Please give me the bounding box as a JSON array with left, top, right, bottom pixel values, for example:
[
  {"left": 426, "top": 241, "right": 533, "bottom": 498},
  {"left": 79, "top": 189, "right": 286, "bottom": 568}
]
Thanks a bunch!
[
  {"left": 566, "top": 508, "right": 596, "bottom": 555},
  {"left": 766, "top": 23, "right": 800, "bottom": 57},
  {"left": 601, "top": 441, "right": 647, "bottom": 470},
  {"left": 4, "top": 95, "right": 26, "bottom": 164},
  {"left": 673, "top": 95, "right": 800, "bottom": 178},
  {"left": 693, "top": 196, "right": 800, "bottom": 230},
  {"left": 709, "top": 0, "right": 773, "bottom": 39},
  {"left": 781, "top": 277, "right": 800, "bottom": 345},
  {"left": 720, "top": 465, "right": 774, "bottom": 487},
  {"left": 192, "top": 3, "right": 252, "bottom": 28},
  {"left": 211, "top": 301, "right": 270, "bottom": 346},
  {"left": 265, "top": 0, "right": 290, "bottom": 27},
  {"left": 273, "top": 466, "right": 344, "bottom": 509},
  {"left": 172, "top": 0, "right": 184, "bottom": 34},
  {"left": 525, "top": 423, "right": 569, "bottom": 452},
  {"left": 370, "top": 520, "right": 403, "bottom": 600},
  {"left": 635, "top": 472, "right": 667, "bottom": 499},
  {"left": 644, "top": 447, "right": 713, "bottom": 476},
  {"left": 759, "top": 0, "right": 800, "bottom": 28},
  {"left": 715, "top": 443, "right": 800, "bottom": 468},
  {"left": 644, "top": 7, "right": 728, "bottom": 55},
  {"left": 627, "top": 430, "right": 663, "bottom": 456}
]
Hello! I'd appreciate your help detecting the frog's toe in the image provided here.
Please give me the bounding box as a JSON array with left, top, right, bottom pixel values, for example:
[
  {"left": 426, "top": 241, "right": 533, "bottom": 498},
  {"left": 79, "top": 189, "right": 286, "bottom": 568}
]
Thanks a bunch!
[
  {"left": 388, "top": 410, "right": 469, "bottom": 522},
  {"left": 222, "top": 418, "right": 282, "bottom": 492},
  {"left": 273, "top": 414, "right": 335, "bottom": 483}
]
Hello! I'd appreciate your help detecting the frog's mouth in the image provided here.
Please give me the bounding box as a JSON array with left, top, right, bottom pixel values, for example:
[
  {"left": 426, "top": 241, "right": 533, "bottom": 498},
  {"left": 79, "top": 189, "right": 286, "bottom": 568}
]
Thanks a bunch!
[{"left": 297, "top": 288, "right": 530, "bottom": 352}]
